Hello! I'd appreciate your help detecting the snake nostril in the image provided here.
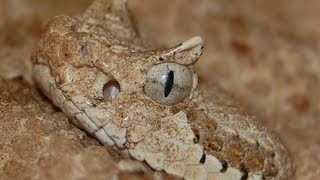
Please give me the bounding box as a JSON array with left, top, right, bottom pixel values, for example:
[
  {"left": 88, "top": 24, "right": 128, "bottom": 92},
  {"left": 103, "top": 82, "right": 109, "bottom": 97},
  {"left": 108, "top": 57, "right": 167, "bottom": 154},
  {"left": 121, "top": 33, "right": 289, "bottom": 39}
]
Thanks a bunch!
[{"left": 103, "top": 80, "right": 121, "bottom": 101}]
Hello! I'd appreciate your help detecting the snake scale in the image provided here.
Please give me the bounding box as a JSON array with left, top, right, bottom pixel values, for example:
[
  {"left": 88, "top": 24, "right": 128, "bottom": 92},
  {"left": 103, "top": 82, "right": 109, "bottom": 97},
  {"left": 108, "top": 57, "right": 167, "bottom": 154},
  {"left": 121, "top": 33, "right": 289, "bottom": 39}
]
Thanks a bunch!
[{"left": 31, "top": 0, "right": 293, "bottom": 179}]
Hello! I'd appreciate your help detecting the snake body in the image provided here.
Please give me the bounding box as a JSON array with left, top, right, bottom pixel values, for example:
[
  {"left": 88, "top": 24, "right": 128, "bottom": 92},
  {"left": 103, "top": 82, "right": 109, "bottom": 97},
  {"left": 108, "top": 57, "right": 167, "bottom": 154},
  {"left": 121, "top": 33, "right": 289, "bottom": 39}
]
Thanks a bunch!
[{"left": 32, "top": 0, "right": 293, "bottom": 179}]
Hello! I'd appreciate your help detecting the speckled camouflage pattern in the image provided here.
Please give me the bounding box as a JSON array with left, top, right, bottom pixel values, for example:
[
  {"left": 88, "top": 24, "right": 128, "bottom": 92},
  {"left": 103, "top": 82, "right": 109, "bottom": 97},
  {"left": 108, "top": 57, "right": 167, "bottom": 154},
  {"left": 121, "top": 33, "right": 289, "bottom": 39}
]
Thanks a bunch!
[{"left": 32, "top": 0, "right": 292, "bottom": 179}]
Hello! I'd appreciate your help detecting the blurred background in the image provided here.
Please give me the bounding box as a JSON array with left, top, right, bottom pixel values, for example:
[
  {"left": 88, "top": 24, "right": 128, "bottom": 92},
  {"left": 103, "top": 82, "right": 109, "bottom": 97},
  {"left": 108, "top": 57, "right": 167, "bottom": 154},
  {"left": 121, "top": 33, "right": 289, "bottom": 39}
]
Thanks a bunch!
[{"left": 0, "top": 0, "right": 319, "bottom": 179}]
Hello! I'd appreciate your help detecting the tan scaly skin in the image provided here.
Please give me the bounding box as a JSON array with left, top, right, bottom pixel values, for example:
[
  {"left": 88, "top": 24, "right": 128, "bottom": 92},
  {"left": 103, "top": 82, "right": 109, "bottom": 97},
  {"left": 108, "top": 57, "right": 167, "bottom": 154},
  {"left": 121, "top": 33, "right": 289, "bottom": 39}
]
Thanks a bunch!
[{"left": 32, "top": 0, "right": 293, "bottom": 179}]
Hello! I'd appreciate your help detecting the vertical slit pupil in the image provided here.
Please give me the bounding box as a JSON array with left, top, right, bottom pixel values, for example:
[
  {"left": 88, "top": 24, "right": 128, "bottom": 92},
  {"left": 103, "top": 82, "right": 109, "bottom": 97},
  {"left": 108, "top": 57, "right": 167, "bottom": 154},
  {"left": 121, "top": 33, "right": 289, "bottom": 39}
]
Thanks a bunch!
[
  {"left": 164, "top": 71, "right": 174, "bottom": 97},
  {"left": 199, "top": 153, "right": 206, "bottom": 164}
]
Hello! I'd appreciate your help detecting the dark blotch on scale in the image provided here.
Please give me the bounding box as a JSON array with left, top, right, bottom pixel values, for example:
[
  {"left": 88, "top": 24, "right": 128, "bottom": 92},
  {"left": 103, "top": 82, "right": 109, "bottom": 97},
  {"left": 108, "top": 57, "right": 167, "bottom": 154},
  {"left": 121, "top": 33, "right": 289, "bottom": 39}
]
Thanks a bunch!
[
  {"left": 221, "top": 160, "right": 228, "bottom": 172},
  {"left": 240, "top": 164, "right": 249, "bottom": 180},
  {"left": 164, "top": 71, "right": 174, "bottom": 97}
]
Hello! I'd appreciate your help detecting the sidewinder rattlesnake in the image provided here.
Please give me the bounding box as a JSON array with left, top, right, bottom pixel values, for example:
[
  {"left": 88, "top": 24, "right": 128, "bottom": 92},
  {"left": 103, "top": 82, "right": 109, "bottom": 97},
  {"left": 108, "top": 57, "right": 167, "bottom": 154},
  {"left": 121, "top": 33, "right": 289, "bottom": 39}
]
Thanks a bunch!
[{"left": 32, "top": 0, "right": 293, "bottom": 179}]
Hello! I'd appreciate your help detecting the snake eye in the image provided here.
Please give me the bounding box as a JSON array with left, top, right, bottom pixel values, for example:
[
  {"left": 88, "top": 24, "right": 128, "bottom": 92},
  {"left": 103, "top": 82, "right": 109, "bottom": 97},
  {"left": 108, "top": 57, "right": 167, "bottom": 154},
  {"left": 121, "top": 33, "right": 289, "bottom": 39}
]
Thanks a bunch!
[{"left": 144, "top": 62, "right": 193, "bottom": 105}]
